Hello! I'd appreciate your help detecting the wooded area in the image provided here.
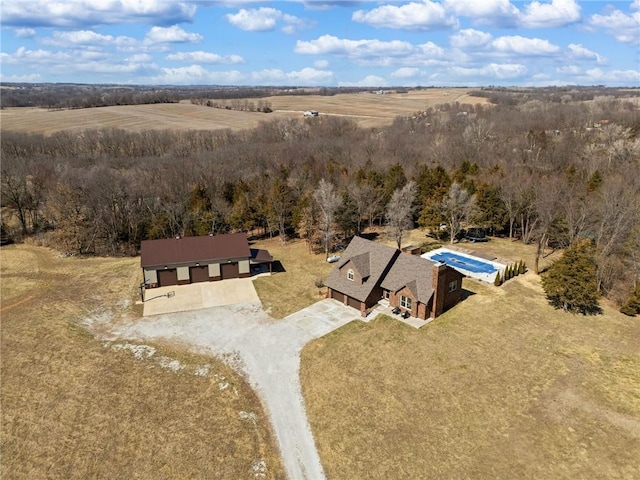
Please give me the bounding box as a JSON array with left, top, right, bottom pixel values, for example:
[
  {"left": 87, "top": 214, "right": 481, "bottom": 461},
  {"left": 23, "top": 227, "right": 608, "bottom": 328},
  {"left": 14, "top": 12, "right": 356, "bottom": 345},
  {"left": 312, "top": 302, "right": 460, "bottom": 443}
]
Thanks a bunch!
[{"left": 2, "top": 89, "right": 639, "bottom": 307}]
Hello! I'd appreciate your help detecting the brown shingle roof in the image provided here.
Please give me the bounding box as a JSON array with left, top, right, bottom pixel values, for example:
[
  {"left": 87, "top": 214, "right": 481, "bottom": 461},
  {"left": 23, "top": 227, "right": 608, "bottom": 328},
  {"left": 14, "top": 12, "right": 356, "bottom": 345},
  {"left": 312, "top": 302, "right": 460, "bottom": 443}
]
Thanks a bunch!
[
  {"left": 141, "top": 233, "right": 250, "bottom": 268},
  {"left": 380, "top": 252, "right": 437, "bottom": 303},
  {"left": 325, "top": 236, "right": 399, "bottom": 302},
  {"left": 250, "top": 248, "right": 273, "bottom": 263}
]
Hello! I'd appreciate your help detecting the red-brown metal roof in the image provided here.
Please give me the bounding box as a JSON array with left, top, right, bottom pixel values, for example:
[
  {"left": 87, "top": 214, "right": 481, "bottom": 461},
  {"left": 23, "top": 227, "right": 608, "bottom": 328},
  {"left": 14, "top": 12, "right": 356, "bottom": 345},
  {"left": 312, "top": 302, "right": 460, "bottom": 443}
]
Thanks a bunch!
[{"left": 141, "top": 233, "right": 250, "bottom": 268}]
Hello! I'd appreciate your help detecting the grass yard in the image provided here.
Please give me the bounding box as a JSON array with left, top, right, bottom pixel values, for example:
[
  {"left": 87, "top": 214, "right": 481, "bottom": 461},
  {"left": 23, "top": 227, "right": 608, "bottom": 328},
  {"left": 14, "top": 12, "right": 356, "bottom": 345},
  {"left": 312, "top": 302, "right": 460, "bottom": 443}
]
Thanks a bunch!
[
  {"left": 0, "top": 244, "right": 284, "bottom": 480},
  {"left": 251, "top": 237, "right": 334, "bottom": 319},
  {"left": 301, "top": 272, "right": 640, "bottom": 479}
]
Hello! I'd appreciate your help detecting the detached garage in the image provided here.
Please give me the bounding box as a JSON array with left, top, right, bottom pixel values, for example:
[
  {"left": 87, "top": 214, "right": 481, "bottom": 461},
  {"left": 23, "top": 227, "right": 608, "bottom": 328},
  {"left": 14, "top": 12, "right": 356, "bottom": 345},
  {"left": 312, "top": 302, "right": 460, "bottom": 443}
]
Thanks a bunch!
[{"left": 141, "top": 233, "right": 272, "bottom": 289}]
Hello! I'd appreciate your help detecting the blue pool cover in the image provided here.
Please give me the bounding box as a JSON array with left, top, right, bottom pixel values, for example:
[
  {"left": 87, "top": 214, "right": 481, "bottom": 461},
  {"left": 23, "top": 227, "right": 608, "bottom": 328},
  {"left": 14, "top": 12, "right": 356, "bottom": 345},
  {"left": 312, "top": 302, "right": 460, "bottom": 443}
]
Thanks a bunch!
[{"left": 429, "top": 252, "right": 496, "bottom": 274}]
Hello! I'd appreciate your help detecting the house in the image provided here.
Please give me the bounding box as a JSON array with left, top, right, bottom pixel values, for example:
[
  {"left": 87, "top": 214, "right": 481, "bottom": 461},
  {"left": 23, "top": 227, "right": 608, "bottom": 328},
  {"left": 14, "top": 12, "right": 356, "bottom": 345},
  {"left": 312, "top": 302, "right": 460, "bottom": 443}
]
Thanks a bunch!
[
  {"left": 140, "top": 233, "right": 272, "bottom": 288},
  {"left": 325, "top": 236, "right": 464, "bottom": 319}
]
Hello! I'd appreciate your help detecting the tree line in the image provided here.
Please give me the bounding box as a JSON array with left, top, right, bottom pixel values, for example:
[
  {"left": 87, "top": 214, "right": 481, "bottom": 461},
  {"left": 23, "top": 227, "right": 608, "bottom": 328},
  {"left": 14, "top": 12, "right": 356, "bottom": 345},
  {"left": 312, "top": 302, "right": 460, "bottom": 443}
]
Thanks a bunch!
[{"left": 2, "top": 94, "right": 639, "bottom": 307}]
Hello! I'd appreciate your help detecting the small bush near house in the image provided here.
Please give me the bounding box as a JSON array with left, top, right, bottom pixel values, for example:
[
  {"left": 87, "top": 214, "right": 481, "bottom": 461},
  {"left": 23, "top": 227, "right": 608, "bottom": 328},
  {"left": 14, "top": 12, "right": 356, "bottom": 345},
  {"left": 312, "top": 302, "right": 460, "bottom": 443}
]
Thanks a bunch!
[{"left": 494, "top": 271, "right": 502, "bottom": 286}]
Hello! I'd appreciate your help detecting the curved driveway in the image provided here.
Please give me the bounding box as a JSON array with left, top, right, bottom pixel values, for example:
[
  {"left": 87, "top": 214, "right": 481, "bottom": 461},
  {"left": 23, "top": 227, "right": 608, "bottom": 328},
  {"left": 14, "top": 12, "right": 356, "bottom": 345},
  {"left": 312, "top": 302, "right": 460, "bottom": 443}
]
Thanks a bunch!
[{"left": 110, "top": 298, "right": 364, "bottom": 480}]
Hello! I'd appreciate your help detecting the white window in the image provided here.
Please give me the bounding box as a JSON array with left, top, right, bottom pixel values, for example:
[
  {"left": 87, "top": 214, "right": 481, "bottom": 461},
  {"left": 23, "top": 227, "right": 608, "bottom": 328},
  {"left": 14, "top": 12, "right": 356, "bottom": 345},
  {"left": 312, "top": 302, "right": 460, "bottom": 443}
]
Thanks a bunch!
[
  {"left": 400, "top": 295, "right": 412, "bottom": 310},
  {"left": 449, "top": 280, "right": 457, "bottom": 292},
  {"left": 347, "top": 269, "right": 354, "bottom": 281}
]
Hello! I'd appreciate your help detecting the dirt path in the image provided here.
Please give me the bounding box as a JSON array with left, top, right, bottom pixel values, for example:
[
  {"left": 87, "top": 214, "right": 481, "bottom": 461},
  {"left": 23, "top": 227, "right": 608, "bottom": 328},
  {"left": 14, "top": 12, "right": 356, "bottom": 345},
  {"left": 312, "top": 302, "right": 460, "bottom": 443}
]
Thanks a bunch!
[{"left": 104, "top": 299, "right": 361, "bottom": 480}]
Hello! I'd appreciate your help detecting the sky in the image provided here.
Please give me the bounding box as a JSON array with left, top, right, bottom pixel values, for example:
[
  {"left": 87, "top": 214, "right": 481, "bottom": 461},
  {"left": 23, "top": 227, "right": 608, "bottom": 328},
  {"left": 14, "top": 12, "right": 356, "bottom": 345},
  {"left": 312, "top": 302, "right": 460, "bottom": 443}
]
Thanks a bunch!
[{"left": 1, "top": 0, "right": 639, "bottom": 87}]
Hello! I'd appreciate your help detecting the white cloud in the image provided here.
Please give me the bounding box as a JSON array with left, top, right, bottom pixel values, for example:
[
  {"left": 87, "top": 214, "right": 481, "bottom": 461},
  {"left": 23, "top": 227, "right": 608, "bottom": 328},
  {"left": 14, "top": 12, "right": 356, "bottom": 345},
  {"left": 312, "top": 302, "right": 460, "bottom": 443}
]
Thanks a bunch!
[
  {"left": 519, "top": 0, "right": 581, "bottom": 28},
  {"left": 352, "top": 1, "right": 458, "bottom": 31},
  {"left": 42, "top": 30, "right": 137, "bottom": 49},
  {"left": 0, "top": 0, "right": 196, "bottom": 28},
  {"left": 582, "top": 68, "right": 640, "bottom": 84},
  {"left": 339, "top": 75, "right": 388, "bottom": 87},
  {"left": 166, "top": 51, "right": 244, "bottom": 64},
  {"left": 492, "top": 35, "right": 561, "bottom": 56},
  {"left": 450, "top": 29, "right": 492, "bottom": 49},
  {"left": 443, "top": 0, "right": 580, "bottom": 28},
  {"left": 590, "top": 7, "right": 640, "bottom": 45},
  {"left": 227, "top": 8, "right": 279, "bottom": 32},
  {"left": 250, "top": 67, "right": 334, "bottom": 85},
  {"left": 567, "top": 43, "right": 607, "bottom": 65},
  {"left": 391, "top": 67, "right": 421, "bottom": 79},
  {"left": 443, "top": 0, "right": 518, "bottom": 27},
  {"left": 416, "top": 41, "right": 446, "bottom": 58},
  {"left": 314, "top": 59, "right": 329, "bottom": 68},
  {"left": 0, "top": 72, "right": 43, "bottom": 82},
  {"left": 449, "top": 63, "right": 527, "bottom": 79},
  {"left": 556, "top": 65, "right": 582, "bottom": 75},
  {"left": 126, "top": 53, "right": 154, "bottom": 63},
  {"left": 144, "top": 26, "right": 202, "bottom": 44},
  {"left": 295, "top": 35, "right": 413, "bottom": 58},
  {"left": 14, "top": 27, "right": 36, "bottom": 38},
  {"left": 226, "top": 7, "right": 312, "bottom": 33},
  {"left": 150, "top": 66, "right": 246, "bottom": 85},
  {"left": 286, "top": 67, "right": 335, "bottom": 84}
]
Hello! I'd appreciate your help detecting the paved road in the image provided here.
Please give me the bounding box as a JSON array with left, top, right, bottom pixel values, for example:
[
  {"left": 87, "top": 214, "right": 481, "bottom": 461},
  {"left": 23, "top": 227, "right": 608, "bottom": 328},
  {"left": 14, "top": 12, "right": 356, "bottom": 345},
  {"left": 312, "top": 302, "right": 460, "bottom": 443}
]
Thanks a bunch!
[{"left": 108, "top": 299, "right": 362, "bottom": 480}]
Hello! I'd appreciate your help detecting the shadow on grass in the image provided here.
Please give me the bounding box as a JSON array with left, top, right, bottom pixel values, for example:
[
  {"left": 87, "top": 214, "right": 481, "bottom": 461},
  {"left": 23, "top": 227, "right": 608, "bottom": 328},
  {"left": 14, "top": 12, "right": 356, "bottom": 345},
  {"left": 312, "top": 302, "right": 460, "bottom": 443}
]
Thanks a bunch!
[
  {"left": 460, "top": 288, "right": 476, "bottom": 301},
  {"left": 359, "top": 232, "right": 379, "bottom": 241},
  {"left": 271, "top": 260, "right": 286, "bottom": 273}
]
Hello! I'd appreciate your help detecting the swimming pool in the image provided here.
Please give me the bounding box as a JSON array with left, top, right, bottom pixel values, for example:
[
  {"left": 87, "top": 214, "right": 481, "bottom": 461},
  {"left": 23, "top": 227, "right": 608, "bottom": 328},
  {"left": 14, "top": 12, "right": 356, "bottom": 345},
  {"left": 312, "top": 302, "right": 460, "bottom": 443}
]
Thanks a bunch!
[
  {"left": 429, "top": 251, "right": 497, "bottom": 274},
  {"left": 421, "top": 247, "right": 505, "bottom": 283}
]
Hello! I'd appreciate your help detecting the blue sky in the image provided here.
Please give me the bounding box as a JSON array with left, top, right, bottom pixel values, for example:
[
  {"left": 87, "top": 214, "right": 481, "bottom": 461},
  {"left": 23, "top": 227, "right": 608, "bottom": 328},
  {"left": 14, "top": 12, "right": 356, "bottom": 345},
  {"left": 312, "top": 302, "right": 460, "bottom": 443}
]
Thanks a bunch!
[{"left": 1, "top": 1, "right": 639, "bottom": 86}]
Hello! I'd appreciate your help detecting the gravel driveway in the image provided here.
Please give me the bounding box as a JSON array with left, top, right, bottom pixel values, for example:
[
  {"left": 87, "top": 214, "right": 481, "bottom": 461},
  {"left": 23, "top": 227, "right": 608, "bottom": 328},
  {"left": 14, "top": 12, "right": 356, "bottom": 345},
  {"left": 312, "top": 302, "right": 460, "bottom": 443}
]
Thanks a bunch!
[{"left": 108, "top": 298, "right": 362, "bottom": 480}]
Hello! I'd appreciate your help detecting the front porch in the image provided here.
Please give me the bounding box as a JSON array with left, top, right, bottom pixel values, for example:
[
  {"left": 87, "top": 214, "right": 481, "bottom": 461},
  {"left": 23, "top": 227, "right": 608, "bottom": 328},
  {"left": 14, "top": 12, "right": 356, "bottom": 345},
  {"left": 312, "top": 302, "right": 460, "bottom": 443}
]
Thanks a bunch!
[{"left": 366, "top": 299, "right": 433, "bottom": 329}]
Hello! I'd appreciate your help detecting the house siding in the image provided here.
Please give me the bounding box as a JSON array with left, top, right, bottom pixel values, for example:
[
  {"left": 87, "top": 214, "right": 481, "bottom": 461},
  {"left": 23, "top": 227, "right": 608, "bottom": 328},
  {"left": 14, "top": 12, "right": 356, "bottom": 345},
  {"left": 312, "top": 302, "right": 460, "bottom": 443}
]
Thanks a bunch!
[
  {"left": 340, "top": 259, "right": 364, "bottom": 284},
  {"left": 389, "top": 286, "right": 429, "bottom": 320}
]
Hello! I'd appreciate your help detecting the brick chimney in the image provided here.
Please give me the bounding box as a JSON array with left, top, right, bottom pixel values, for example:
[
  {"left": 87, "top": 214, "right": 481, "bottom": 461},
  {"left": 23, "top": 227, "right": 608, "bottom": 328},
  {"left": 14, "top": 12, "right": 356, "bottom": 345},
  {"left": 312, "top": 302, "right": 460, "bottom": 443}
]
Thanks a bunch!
[{"left": 430, "top": 263, "right": 447, "bottom": 318}]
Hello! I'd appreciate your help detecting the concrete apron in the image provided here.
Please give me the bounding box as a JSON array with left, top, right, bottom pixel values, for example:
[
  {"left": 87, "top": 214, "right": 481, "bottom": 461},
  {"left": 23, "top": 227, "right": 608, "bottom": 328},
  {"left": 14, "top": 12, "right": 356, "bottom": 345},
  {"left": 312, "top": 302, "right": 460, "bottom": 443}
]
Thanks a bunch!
[{"left": 142, "top": 278, "right": 260, "bottom": 316}]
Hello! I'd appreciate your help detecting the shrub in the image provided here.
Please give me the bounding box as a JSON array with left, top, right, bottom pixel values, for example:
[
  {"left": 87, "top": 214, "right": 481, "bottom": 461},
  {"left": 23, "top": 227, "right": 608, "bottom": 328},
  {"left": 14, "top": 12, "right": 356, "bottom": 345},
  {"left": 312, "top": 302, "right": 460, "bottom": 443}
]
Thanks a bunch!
[
  {"left": 494, "top": 271, "right": 502, "bottom": 286},
  {"left": 519, "top": 259, "right": 526, "bottom": 274}
]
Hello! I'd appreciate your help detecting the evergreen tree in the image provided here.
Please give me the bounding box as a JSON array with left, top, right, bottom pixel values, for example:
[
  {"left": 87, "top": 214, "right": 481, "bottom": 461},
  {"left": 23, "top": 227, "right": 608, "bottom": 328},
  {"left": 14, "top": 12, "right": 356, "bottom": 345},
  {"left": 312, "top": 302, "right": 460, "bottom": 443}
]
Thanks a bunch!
[
  {"left": 519, "top": 259, "right": 526, "bottom": 274},
  {"left": 620, "top": 285, "right": 640, "bottom": 316},
  {"left": 542, "top": 240, "right": 601, "bottom": 314},
  {"left": 494, "top": 271, "right": 502, "bottom": 286}
]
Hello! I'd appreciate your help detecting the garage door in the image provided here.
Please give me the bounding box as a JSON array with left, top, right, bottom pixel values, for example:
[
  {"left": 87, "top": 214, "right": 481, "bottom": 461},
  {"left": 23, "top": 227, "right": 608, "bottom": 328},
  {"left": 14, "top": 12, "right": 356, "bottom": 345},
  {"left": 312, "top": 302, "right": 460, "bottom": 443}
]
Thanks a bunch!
[
  {"left": 221, "top": 262, "right": 239, "bottom": 279},
  {"left": 190, "top": 266, "right": 209, "bottom": 283},
  {"left": 347, "top": 296, "right": 361, "bottom": 310},
  {"left": 157, "top": 269, "right": 178, "bottom": 287}
]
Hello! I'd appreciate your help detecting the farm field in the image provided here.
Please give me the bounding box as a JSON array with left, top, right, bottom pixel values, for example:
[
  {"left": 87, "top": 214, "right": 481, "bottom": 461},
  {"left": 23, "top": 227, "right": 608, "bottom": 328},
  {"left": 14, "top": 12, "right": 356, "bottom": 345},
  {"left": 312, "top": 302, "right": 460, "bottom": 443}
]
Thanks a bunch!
[
  {"left": 301, "top": 268, "right": 640, "bottom": 479},
  {"left": 0, "top": 243, "right": 285, "bottom": 480},
  {"left": 0, "top": 88, "right": 487, "bottom": 135}
]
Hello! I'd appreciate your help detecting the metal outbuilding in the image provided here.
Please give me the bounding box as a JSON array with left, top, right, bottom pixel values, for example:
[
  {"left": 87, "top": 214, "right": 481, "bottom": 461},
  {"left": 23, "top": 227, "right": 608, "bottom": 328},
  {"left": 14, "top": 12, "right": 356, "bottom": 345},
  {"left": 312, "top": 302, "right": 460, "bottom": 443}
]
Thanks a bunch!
[{"left": 141, "top": 233, "right": 272, "bottom": 288}]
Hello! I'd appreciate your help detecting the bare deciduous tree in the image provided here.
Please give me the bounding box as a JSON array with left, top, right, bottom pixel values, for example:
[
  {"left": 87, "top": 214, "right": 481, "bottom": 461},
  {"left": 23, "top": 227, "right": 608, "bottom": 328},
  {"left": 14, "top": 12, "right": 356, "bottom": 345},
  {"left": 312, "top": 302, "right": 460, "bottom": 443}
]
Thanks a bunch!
[
  {"left": 442, "top": 182, "right": 476, "bottom": 244},
  {"left": 386, "top": 181, "right": 416, "bottom": 249},
  {"left": 313, "top": 179, "right": 340, "bottom": 259}
]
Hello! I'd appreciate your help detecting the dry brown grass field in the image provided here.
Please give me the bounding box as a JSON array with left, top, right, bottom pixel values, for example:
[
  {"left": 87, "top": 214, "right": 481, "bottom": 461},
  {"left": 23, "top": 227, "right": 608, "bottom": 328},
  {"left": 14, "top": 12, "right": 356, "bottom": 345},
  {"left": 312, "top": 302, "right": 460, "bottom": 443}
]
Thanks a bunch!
[
  {"left": 301, "top": 262, "right": 640, "bottom": 479},
  {"left": 0, "top": 243, "right": 285, "bottom": 480},
  {"left": 0, "top": 88, "right": 487, "bottom": 135}
]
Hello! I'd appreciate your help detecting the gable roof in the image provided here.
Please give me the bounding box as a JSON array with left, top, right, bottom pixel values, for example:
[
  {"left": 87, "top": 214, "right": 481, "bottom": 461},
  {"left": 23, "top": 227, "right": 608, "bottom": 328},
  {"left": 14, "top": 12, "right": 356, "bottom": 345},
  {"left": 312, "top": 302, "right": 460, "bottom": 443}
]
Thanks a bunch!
[
  {"left": 141, "top": 233, "right": 250, "bottom": 268},
  {"left": 325, "top": 236, "right": 398, "bottom": 302},
  {"left": 380, "top": 253, "right": 437, "bottom": 303}
]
